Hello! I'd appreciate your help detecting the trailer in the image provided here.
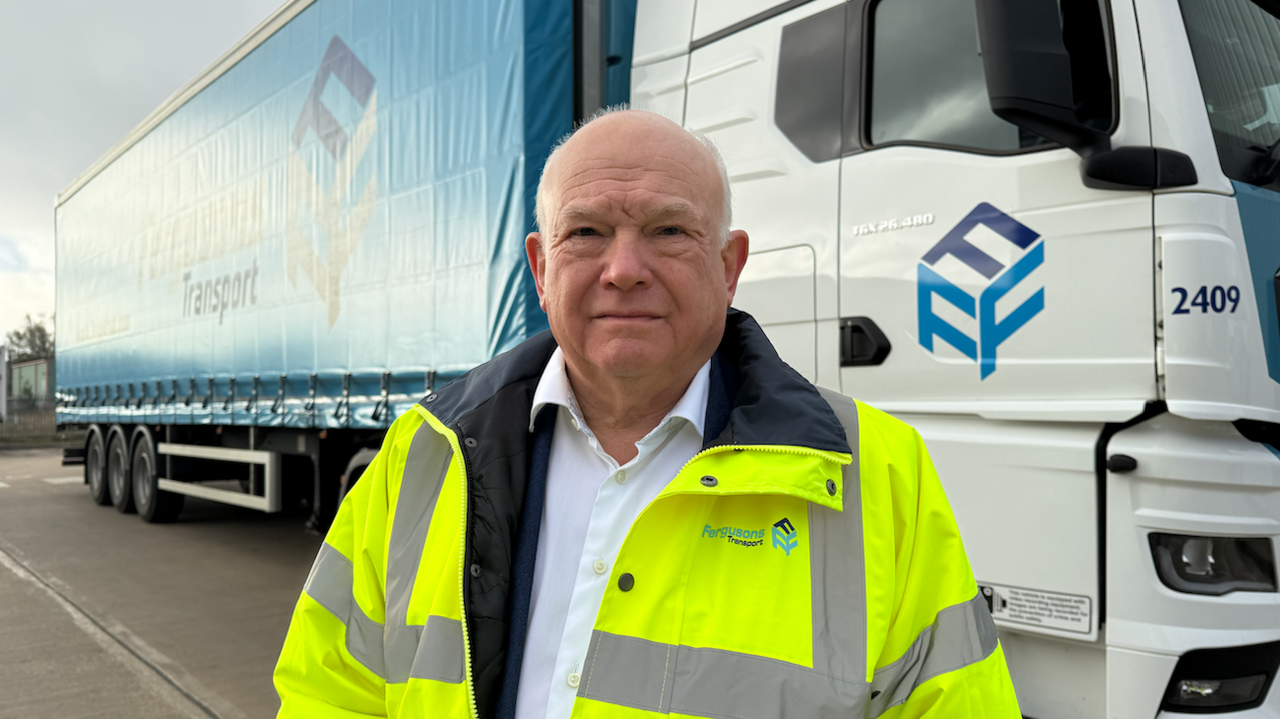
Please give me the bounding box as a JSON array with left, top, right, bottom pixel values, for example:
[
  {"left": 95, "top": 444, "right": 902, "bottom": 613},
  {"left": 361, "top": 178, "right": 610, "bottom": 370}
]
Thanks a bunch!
[
  {"left": 59, "top": 0, "right": 1280, "bottom": 715},
  {"left": 56, "top": 0, "right": 637, "bottom": 528}
]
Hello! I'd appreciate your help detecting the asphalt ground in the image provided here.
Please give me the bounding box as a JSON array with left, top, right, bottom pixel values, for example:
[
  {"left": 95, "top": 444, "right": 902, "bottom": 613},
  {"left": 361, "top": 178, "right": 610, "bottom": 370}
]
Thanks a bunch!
[{"left": 0, "top": 448, "right": 324, "bottom": 719}]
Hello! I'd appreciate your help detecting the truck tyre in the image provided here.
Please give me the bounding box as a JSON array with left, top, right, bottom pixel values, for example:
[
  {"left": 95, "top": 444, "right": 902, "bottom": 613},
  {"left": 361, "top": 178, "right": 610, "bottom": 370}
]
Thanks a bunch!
[
  {"left": 132, "top": 430, "right": 183, "bottom": 523},
  {"left": 86, "top": 429, "right": 110, "bottom": 506},
  {"left": 339, "top": 448, "right": 380, "bottom": 505},
  {"left": 106, "top": 430, "right": 135, "bottom": 514}
]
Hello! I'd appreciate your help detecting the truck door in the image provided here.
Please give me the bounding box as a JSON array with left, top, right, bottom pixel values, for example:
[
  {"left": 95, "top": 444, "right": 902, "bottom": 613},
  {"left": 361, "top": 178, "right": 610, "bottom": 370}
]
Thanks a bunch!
[
  {"left": 838, "top": 0, "right": 1156, "bottom": 411},
  {"left": 836, "top": 1, "right": 1156, "bottom": 706}
]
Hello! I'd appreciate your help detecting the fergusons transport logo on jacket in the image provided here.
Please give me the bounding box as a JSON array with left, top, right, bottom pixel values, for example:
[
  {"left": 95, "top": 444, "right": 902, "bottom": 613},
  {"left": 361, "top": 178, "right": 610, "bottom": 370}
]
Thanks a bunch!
[{"left": 703, "top": 518, "right": 798, "bottom": 556}]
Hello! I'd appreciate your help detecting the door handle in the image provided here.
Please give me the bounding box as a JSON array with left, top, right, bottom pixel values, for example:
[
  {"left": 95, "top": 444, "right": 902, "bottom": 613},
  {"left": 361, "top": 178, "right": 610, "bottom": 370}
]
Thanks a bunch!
[{"left": 840, "top": 317, "right": 891, "bottom": 367}]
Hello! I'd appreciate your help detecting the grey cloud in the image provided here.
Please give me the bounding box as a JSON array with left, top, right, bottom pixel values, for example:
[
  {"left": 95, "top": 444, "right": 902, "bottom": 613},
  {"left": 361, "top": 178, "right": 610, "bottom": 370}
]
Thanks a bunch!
[{"left": 0, "top": 0, "right": 282, "bottom": 286}]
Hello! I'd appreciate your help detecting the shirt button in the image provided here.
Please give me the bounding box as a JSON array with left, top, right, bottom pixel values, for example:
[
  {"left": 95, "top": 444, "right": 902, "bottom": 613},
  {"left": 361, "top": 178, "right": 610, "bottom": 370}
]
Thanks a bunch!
[
  {"left": 616, "top": 470, "right": 627, "bottom": 484},
  {"left": 593, "top": 560, "right": 607, "bottom": 575},
  {"left": 571, "top": 417, "right": 580, "bottom": 430},
  {"left": 567, "top": 672, "right": 581, "bottom": 688}
]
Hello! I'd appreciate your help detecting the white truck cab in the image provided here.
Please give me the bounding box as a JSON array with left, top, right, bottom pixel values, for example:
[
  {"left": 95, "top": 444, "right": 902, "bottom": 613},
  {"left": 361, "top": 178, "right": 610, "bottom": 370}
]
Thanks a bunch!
[{"left": 629, "top": 0, "right": 1280, "bottom": 715}]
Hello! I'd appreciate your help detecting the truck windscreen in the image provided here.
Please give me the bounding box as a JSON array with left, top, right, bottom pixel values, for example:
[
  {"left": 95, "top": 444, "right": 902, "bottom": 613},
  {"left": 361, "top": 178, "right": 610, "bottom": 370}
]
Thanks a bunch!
[{"left": 1178, "top": 0, "right": 1280, "bottom": 189}]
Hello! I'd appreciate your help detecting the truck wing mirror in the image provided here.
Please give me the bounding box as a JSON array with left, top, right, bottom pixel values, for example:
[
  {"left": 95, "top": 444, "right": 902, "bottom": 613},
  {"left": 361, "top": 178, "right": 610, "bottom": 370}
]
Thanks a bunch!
[
  {"left": 974, "top": 0, "right": 1109, "bottom": 156},
  {"left": 975, "top": 0, "right": 1198, "bottom": 190}
]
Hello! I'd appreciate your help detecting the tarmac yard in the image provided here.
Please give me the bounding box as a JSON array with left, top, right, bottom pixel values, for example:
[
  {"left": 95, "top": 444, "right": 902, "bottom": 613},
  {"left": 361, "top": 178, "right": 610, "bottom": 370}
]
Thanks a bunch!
[{"left": 0, "top": 448, "right": 323, "bottom": 718}]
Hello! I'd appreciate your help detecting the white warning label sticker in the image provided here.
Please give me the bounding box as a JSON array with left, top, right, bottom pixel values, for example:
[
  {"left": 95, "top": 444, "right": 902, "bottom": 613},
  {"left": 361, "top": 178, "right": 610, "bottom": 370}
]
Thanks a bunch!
[{"left": 977, "top": 583, "right": 1092, "bottom": 635}]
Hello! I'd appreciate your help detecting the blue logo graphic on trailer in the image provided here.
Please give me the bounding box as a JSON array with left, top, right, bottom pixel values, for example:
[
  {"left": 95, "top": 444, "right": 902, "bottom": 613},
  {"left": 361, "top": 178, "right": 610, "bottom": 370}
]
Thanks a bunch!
[{"left": 917, "top": 204, "right": 1045, "bottom": 379}]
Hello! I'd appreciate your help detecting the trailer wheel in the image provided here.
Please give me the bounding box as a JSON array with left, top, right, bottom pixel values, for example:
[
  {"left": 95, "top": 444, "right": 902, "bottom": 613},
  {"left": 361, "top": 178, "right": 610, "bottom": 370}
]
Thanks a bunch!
[
  {"left": 106, "top": 431, "right": 135, "bottom": 513},
  {"left": 132, "top": 430, "right": 183, "bottom": 523},
  {"left": 339, "top": 448, "right": 380, "bottom": 505},
  {"left": 86, "top": 429, "right": 110, "bottom": 506}
]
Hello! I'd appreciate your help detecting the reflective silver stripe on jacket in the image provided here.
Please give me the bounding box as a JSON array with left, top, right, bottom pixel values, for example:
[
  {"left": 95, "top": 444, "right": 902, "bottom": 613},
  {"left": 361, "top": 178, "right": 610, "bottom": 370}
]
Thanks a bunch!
[
  {"left": 385, "top": 420, "right": 458, "bottom": 684},
  {"left": 869, "top": 592, "right": 999, "bottom": 717},
  {"left": 303, "top": 541, "right": 387, "bottom": 678},
  {"left": 577, "top": 631, "right": 871, "bottom": 718},
  {"left": 577, "top": 592, "right": 997, "bottom": 719},
  {"left": 811, "top": 388, "right": 866, "bottom": 686},
  {"left": 302, "top": 418, "right": 465, "bottom": 684}
]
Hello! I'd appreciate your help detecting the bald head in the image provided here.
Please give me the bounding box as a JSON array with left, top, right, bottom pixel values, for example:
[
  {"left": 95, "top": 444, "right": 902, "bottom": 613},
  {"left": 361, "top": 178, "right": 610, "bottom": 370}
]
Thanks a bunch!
[
  {"left": 535, "top": 109, "right": 732, "bottom": 245},
  {"left": 522, "top": 108, "right": 750, "bottom": 443}
]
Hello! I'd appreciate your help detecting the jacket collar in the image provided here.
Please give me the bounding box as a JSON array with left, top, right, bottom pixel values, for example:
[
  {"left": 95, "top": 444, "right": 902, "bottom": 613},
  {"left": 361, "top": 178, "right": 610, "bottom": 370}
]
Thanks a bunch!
[
  {"left": 424, "top": 308, "right": 851, "bottom": 457},
  {"left": 703, "top": 309, "right": 851, "bottom": 455}
]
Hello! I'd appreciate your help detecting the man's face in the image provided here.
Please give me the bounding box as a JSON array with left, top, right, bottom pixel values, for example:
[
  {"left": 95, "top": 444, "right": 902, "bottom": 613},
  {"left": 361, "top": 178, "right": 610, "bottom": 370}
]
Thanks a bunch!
[{"left": 526, "top": 113, "right": 749, "bottom": 386}]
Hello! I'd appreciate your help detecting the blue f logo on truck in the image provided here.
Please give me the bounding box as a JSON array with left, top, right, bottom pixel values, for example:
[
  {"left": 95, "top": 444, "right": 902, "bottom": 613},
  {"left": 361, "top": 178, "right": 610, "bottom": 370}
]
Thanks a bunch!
[{"left": 917, "top": 204, "right": 1045, "bottom": 379}]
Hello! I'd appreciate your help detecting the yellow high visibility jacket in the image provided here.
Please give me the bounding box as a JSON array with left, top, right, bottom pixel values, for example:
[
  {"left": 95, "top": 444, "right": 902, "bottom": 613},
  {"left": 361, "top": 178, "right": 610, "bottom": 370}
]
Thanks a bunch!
[{"left": 275, "top": 311, "right": 1020, "bottom": 718}]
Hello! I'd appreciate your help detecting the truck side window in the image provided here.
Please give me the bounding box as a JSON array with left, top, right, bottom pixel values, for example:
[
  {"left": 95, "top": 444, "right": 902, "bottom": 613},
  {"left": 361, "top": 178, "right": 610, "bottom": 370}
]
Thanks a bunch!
[
  {"left": 776, "top": 4, "right": 848, "bottom": 163},
  {"left": 867, "top": 0, "right": 1051, "bottom": 153}
]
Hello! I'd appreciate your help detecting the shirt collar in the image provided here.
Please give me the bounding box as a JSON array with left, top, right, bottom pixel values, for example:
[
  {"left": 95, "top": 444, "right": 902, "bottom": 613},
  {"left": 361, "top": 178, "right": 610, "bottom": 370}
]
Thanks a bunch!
[{"left": 529, "top": 347, "right": 710, "bottom": 440}]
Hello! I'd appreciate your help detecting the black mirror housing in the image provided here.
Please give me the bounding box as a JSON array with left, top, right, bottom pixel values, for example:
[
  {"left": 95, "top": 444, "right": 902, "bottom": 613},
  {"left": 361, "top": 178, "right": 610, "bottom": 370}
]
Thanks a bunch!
[
  {"left": 975, "top": 0, "right": 1110, "bottom": 155},
  {"left": 975, "top": 0, "right": 1200, "bottom": 190},
  {"left": 1082, "top": 147, "right": 1199, "bottom": 190}
]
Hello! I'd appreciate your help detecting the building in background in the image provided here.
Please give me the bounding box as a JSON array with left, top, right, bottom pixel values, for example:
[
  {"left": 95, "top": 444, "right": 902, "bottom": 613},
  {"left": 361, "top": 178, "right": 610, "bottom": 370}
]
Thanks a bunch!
[
  {"left": 8, "top": 357, "right": 55, "bottom": 410},
  {"left": 1, "top": 351, "right": 57, "bottom": 438}
]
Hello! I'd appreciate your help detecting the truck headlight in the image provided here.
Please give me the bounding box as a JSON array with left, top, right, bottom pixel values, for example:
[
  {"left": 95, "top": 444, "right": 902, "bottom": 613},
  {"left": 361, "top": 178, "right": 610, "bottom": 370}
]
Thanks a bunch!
[
  {"left": 1162, "top": 642, "right": 1280, "bottom": 713},
  {"left": 1148, "top": 533, "right": 1276, "bottom": 595},
  {"left": 1171, "top": 676, "right": 1266, "bottom": 709}
]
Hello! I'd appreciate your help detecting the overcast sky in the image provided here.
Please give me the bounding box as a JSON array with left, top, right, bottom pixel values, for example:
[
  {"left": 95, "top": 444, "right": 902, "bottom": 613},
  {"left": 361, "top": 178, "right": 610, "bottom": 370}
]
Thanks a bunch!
[{"left": 0, "top": 0, "right": 284, "bottom": 342}]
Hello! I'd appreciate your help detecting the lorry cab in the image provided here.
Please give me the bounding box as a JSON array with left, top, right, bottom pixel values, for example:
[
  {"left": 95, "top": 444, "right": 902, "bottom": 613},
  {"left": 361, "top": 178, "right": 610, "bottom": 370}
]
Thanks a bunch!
[{"left": 628, "top": 0, "right": 1280, "bottom": 715}]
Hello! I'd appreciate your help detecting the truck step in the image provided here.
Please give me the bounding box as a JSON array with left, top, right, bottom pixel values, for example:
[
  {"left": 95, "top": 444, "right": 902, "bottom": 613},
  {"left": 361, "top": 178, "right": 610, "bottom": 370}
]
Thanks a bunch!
[{"left": 61, "top": 447, "right": 86, "bottom": 466}]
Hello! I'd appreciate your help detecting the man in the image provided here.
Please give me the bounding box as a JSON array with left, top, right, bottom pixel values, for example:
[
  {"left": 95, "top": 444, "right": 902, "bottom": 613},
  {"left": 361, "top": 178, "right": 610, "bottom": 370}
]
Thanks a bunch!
[{"left": 274, "top": 110, "right": 1020, "bottom": 718}]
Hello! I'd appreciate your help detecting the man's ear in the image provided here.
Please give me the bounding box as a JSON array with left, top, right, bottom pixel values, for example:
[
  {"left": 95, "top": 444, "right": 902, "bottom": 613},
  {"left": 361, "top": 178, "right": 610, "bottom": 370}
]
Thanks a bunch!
[
  {"left": 525, "top": 233, "right": 548, "bottom": 311},
  {"left": 722, "top": 230, "right": 750, "bottom": 305}
]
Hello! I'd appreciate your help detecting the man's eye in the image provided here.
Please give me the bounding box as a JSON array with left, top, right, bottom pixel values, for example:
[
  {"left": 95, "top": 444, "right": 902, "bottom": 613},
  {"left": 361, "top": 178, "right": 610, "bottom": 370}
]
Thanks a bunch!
[
  {"left": 571, "top": 227, "right": 599, "bottom": 237},
  {"left": 658, "top": 226, "right": 682, "bottom": 236}
]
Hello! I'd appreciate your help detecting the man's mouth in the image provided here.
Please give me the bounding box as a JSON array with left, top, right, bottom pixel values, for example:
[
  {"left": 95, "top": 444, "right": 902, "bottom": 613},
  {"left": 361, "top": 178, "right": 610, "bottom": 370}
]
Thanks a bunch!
[{"left": 595, "top": 313, "right": 660, "bottom": 321}]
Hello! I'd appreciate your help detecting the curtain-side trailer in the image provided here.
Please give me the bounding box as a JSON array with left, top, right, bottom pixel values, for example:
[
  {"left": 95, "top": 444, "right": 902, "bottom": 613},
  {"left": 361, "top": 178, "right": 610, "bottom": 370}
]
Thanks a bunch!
[{"left": 56, "top": 0, "right": 637, "bottom": 529}]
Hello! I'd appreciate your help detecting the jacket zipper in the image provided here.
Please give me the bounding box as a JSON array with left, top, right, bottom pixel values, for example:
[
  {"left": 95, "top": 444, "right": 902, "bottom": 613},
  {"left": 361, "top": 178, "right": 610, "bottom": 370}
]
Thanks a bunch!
[
  {"left": 675, "top": 442, "right": 851, "bottom": 478},
  {"left": 454, "top": 434, "right": 480, "bottom": 719}
]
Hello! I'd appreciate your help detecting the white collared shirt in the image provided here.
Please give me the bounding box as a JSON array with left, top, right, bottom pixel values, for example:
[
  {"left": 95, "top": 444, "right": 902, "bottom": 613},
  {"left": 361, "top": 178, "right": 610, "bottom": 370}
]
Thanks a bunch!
[{"left": 513, "top": 348, "right": 711, "bottom": 719}]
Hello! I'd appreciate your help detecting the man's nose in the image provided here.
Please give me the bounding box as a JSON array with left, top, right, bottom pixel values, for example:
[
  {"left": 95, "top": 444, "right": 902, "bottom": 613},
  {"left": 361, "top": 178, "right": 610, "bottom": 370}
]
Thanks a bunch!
[{"left": 599, "top": 232, "right": 651, "bottom": 290}]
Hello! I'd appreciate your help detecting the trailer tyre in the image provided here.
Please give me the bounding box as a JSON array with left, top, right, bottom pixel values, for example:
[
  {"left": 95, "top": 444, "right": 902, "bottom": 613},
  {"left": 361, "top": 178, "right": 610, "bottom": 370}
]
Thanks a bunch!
[
  {"left": 339, "top": 448, "right": 380, "bottom": 505},
  {"left": 132, "top": 431, "right": 183, "bottom": 523},
  {"left": 106, "top": 431, "right": 135, "bottom": 513},
  {"left": 86, "top": 430, "right": 110, "bottom": 506}
]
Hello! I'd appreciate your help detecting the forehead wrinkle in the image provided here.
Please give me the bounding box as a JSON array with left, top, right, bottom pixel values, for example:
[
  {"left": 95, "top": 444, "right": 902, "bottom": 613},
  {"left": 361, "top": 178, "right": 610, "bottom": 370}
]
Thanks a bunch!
[
  {"left": 553, "top": 167, "right": 715, "bottom": 218},
  {"left": 562, "top": 150, "right": 711, "bottom": 185},
  {"left": 556, "top": 163, "right": 703, "bottom": 196},
  {"left": 555, "top": 192, "right": 708, "bottom": 231},
  {"left": 557, "top": 200, "right": 699, "bottom": 223},
  {"left": 543, "top": 134, "right": 723, "bottom": 236}
]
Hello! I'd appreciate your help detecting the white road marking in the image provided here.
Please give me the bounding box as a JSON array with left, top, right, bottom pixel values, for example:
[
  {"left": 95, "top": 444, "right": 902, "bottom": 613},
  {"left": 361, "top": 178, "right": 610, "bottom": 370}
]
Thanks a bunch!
[
  {"left": 0, "top": 482, "right": 9, "bottom": 489},
  {"left": 2, "top": 475, "right": 32, "bottom": 480},
  {"left": 42, "top": 477, "right": 83, "bottom": 485}
]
